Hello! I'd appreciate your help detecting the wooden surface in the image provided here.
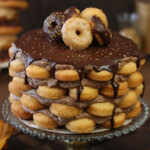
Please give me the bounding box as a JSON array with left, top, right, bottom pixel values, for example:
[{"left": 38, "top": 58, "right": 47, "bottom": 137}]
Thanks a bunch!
[{"left": 0, "top": 60, "right": 149, "bottom": 150}]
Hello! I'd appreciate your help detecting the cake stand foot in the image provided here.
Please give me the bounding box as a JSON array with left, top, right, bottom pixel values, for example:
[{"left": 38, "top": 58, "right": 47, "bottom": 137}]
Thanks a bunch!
[{"left": 64, "top": 140, "right": 88, "bottom": 150}]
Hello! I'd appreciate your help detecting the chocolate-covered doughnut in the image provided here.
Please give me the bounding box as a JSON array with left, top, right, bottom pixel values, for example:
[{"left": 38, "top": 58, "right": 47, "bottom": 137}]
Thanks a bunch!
[
  {"left": 65, "top": 6, "right": 80, "bottom": 19},
  {"left": 43, "top": 11, "right": 66, "bottom": 41}
]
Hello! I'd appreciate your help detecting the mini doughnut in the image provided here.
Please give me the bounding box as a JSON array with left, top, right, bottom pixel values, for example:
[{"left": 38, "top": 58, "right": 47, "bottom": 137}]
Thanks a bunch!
[
  {"left": 33, "top": 113, "right": 58, "bottom": 129},
  {"left": 55, "top": 70, "right": 79, "bottom": 81},
  {"left": 127, "top": 72, "right": 143, "bottom": 88},
  {"left": 26, "top": 65, "right": 50, "bottom": 79},
  {"left": 103, "top": 113, "right": 126, "bottom": 129},
  {"left": 61, "top": 17, "right": 93, "bottom": 50},
  {"left": 8, "top": 77, "right": 31, "bottom": 96},
  {"left": 50, "top": 103, "right": 81, "bottom": 119},
  {"left": 43, "top": 11, "right": 66, "bottom": 41},
  {"left": 86, "top": 70, "right": 113, "bottom": 81},
  {"left": 90, "top": 16, "right": 111, "bottom": 46},
  {"left": 37, "top": 86, "right": 66, "bottom": 100},
  {"left": 9, "top": 81, "right": 22, "bottom": 96},
  {"left": 10, "top": 59, "right": 25, "bottom": 72},
  {"left": 87, "top": 102, "right": 115, "bottom": 117},
  {"left": 8, "top": 47, "right": 13, "bottom": 58},
  {"left": 136, "top": 84, "right": 144, "bottom": 96},
  {"left": 0, "top": 1, "right": 28, "bottom": 9},
  {"left": 11, "top": 101, "right": 32, "bottom": 120},
  {"left": 119, "top": 90, "right": 137, "bottom": 109},
  {"left": 9, "top": 68, "right": 15, "bottom": 77},
  {"left": 20, "top": 94, "right": 46, "bottom": 111},
  {"left": 69, "top": 86, "right": 99, "bottom": 101},
  {"left": 80, "top": 7, "right": 108, "bottom": 28},
  {"left": 100, "top": 82, "right": 128, "bottom": 98},
  {"left": 117, "top": 62, "right": 137, "bottom": 75},
  {"left": 66, "top": 118, "right": 95, "bottom": 133},
  {"left": 126, "top": 101, "right": 141, "bottom": 118},
  {"left": 65, "top": 7, "right": 80, "bottom": 18}
]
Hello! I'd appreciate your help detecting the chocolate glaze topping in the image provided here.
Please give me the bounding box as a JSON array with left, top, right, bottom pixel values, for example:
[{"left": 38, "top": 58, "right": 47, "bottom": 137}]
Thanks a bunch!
[
  {"left": 14, "top": 28, "right": 145, "bottom": 70},
  {"left": 91, "top": 16, "right": 111, "bottom": 46}
]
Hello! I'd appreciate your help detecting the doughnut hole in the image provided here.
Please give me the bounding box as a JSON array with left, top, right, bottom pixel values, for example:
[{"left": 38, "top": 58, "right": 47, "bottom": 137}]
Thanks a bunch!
[{"left": 10, "top": 59, "right": 25, "bottom": 72}]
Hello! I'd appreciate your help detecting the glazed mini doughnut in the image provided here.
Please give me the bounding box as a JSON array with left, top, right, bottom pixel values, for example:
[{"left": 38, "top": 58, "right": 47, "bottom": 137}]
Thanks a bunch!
[
  {"left": 20, "top": 94, "right": 46, "bottom": 111},
  {"left": 8, "top": 77, "right": 31, "bottom": 96},
  {"left": 9, "top": 47, "right": 13, "bottom": 58},
  {"left": 127, "top": 72, "right": 143, "bottom": 88},
  {"left": 103, "top": 113, "right": 126, "bottom": 129},
  {"left": 80, "top": 7, "right": 108, "bottom": 28},
  {"left": 0, "top": 1, "right": 28, "bottom": 9},
  {"left": 61, "top": 17, "right": 93, "bottom": 50},
  {"left": 50, "top": 103, "right": 81, "bottom": 119},
  {"left": 9, "top": 68, "right": 15, "bottom": 77},
  {"left": 37, "top": 86, "right": 66, "bottom": 99},
  {"left": 100, "top": 82, "right": 128, "bottom": 98},
  {"left": 11, "top": 101, "right": 32, "bottom": 120},
  {"left": 136, "top": 84, "right": 144, "bottom": 96},
  {"left": 90, "top": 16, "right": 111, "bottom": 46},
  {"left": 66, "top": 118, "right": 95, "bottom": 133},
  {"left": 0, "top": 26, "right": 22, "bottom": 34},
  {"left": 126, "top": 101, "right": 141, "bottom": 118},
  {"left": 69, "top": 86, "right": 99, "bottom": 101},
  {"left": 87, "top": 102, "right": 115, "bottom": 117},
  {"left": 119, "top": 90, "right": 137, "bottom": 109},
  {"left": 33, "top": 113, "right": 58, "bottom": 129},
  {"left": 26, "top": 65, "right": 50, "bottom": 79},
  {"left": 43, "top": 11, "right": 66, "bottom": 41},
  {"left": 55, "top": 70, "right": 79, "bottom": 81},
  {"left": 117, "top": 62, "right": 137, "bottom": 75},
  {"left": 10, "top": 59, "right": 25, "bottom": 72},
  {"left": 64, "top": 7, "right": 80, "bottom": 18},
  {"left": 86, "top": 70, "right": 113, "bottom": 81}
]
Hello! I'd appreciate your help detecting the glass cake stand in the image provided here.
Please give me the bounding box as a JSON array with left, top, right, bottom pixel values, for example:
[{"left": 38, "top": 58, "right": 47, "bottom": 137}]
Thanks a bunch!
[{"left": 2, "top": 99, "right": 149, "bottom": 150}]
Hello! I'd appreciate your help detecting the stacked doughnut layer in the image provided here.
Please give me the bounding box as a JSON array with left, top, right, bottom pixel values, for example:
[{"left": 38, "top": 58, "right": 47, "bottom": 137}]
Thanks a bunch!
[
  {"left": 9, "top": 45, "right": 145, "bottom": 133},
  {"left": 0, "top": 0, "right": 28, "bottom": 62}
]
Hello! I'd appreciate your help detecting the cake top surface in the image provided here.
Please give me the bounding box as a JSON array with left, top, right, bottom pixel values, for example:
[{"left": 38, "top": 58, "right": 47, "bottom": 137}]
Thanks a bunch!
[{"left": 14, "top": 28, "right": 145, "bottom": 69}]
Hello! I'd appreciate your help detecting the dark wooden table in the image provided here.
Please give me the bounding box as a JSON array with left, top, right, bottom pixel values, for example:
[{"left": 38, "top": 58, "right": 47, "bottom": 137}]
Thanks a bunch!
[{"left": 0, "top": 60, "right": 150, "bottom": 150}]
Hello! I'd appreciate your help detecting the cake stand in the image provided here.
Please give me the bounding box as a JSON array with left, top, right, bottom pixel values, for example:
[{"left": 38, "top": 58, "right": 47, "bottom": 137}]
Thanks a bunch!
[{"left": 2, "top": 99, "right": 149, "bottom": 150}]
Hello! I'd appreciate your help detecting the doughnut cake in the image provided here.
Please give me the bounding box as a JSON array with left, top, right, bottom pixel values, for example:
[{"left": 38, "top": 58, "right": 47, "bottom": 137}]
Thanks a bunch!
[
  {"left": 0, "top": 0, "right": 28, "bottom": 63},
  {"left": 9, "top": 7, "right": 146, "bottom": 134}
]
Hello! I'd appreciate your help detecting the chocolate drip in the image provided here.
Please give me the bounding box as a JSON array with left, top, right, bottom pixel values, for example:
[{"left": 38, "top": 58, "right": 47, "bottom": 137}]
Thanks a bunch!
[
  {"left": 51, "top": 62, "right": 56, "bottom": 78},
  {"left": 8, "top": 49, "right": 18, "bottom": 67},
  {"left": 111, "top": 106, "right": 117, "bottom": 130},
  {"left": 76, "top": 69, "right": 83, "bottom": 102},
  {"left": 111, "top": 74, "right": 119, "bottom": 99}
]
